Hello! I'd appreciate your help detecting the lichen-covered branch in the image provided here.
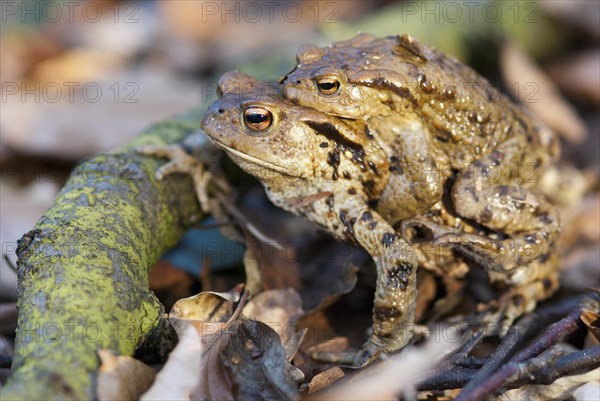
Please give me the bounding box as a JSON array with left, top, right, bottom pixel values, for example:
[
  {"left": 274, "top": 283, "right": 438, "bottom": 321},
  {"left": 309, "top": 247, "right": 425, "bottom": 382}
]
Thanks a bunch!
[{"left": 1, "top": 108, "right": 208, "bottom": 401}]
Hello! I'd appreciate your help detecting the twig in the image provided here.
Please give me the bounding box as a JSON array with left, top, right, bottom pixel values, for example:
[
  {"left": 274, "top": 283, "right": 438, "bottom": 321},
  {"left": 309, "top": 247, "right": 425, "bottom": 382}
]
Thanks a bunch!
[
  {"left": 2, "top": 254, "right": 17, "bottom": 274},
  {"left": 507, "top": 345, "right": 600, "bottom": 388},
  {"left": 455, "top": 294, "right": 593, "bottom": 401},
  {"left": 416, "top": 366, "right": 476, "bottom": 391},
  {"left": 216, "top": 192, "right": 284, "bottom": 251}
]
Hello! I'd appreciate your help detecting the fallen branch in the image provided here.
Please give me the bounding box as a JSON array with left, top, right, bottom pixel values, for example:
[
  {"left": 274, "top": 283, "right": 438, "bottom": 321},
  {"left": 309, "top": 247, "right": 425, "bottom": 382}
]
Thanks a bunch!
[
  {"left": 506, "top": 345, "right": 600, "bottom": 388},
  {"left": 1, "top": 108, "right": 209, "bottom": 400}
]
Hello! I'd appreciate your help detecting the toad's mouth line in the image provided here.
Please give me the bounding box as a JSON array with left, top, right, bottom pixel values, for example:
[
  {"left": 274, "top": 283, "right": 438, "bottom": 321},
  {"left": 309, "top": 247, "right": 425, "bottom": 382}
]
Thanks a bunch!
[{"left": 210, "top": 139, "right": 299, "bottom": 177}]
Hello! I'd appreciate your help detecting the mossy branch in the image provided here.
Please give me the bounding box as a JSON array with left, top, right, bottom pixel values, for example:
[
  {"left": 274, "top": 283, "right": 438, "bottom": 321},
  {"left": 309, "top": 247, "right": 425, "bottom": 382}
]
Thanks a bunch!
[{"left": 1, "top": 107, "right": 208, "bottom": 400}]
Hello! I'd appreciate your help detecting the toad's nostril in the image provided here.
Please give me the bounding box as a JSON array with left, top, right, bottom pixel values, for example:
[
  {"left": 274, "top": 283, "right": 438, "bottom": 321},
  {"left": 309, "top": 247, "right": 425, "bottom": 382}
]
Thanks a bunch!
[
  {"left": 296, "top": 80, "right": 301, "bottom": 84},
  {"left": 218, "top": 109, "right": 224, "bottom": 113}
]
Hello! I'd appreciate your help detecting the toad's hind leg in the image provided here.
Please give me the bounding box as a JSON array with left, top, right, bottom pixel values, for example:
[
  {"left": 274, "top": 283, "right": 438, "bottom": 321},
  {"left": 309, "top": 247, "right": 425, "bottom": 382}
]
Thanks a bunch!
[{"left": 440, "top": 138, "right": 560, "bottom": 274}]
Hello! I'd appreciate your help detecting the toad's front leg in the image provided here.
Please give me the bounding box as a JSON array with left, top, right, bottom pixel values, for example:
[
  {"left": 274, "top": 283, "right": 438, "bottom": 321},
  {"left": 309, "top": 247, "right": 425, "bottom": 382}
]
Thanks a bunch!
[{"left": 351, "top": 207, "right": 420, "bottom": 358}]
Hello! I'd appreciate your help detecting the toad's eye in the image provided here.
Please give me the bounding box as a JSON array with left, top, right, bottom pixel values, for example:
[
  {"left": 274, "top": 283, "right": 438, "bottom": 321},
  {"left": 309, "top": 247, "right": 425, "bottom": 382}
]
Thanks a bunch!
[
  {"left": 316, "top": 78, "right": 340, "bottom": 95},
  {"left": 243, "top": 107, "right": 272, "bottom": 131}
]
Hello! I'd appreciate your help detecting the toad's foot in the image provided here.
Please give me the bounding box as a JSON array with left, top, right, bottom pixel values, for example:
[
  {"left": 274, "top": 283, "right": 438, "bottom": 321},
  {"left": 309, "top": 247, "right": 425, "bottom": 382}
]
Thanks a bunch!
[
  {"left": 137, "top": 144, "right": 212, "bottom": 213},
  {"left": 479, "top": 271, "right": 559, "bottom": 336}
]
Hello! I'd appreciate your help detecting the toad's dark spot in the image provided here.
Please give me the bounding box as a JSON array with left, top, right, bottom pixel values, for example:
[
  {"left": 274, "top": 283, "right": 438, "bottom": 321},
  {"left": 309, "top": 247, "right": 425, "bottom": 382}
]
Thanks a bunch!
[
  {"left": 365, "top": 126, "right": 374, "bottom": 139},
  {"left": 306, "top": 121, "right": 364, "bottom": 152},
  {"left": 524, "top": 234, "right": 537, "bottom": 244},
  {"left": 361, "top": 211, "right": 373, "bottom": 221},
  {"left": 320, "top": 142, "right": 329, "bottom": 148},
  {"left": 327, "top": 150, "right": 340, "bottom": 167},
  {"left": 368, "top": 221, "right": 378, "bottom": 230},
  {"left": 348, "top": 188, "right": 357, "bottom": 195},
  {"left": 355, "top": 76, "right": 418, "bottom": 108},
  {"left": 480, "top": 207, "right": 493, "bottom": 223},
  {"left": 443, "top": 85, "right": 457, "bottom": 100},
  {"left": 362, "top": 179, "right": 377, "bottom": 196},
  {"left": 339, "top": 209, "right": 354, "bottom": 236},
  {"left": 373, "top": 306, "right": 403, "bottom": 321},
  {"left": 326, "top": 194, "right": 334, "bottom": 210},
  {"left": 542, "top": 277, "right": 553, "bottom": 290},
  {"left": 465, "top": 186, "right": 479, "bottom": 202},
  {"left": 389, "top": 156, "right": 403, "bottom": 174},
  {"left": 382, "top": 233, "right": 396, "bottom": 246},
  {"left": 367, "top": 161, "right": 381, "bottom": 177},
  {"left": 342, "top": 171, "right": 351, "bottom": 179},
  {"left": 497, "top": 186, "right": 511, "bottom": 198},
  {"left": 386, "top": 263, "right": 412, "bottom": 290}
]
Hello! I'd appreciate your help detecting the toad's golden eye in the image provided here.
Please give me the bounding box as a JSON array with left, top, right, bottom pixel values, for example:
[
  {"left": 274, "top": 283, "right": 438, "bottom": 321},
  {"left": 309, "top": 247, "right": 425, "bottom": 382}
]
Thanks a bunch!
[
  {"left": 316, "top": 77, "right": 340, "bottom": 95},
  {"left": 243, "top": 107, "right": 273, "bottom": 131}
]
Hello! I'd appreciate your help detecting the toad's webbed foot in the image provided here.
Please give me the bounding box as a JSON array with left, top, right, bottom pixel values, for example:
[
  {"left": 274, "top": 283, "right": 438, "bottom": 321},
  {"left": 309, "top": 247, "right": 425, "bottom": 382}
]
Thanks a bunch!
[{"left": 137, "top": 144, "right": 212, "bottom": 213}]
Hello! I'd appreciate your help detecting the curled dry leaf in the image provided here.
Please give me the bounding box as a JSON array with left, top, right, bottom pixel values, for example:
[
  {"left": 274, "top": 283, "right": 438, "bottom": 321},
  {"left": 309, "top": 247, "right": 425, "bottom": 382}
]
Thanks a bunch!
[
  {"left": 220, "top": 319, "right": 301, "bottom": 401},
  {"left": 500, "top": 41, "right": 587, "bottom": 143},
  {"left": 168, "top": 284, "right": 243, "bottom": 336},
  {"left": 97, "top": 350, "right": 156, "bottom": 401},
  {"left": 306, "top": 367, "right": 345, "bottom": 395}
]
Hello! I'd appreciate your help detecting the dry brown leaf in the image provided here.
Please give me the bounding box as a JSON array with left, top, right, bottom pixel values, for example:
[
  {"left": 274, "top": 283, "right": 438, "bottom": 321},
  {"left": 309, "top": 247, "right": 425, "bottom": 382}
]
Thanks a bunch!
[
  {"left": 220, "top": 319, "right": 301, "bottom": 401},
  {"left": 97, "top": 350, "right": 155, "bottom": 401},
  {"left": 168, "top": 285, "right": 243, "bottom": 336},
  {"left": 307, "top": 367, "right": 345, "bottom": 394},
  {"left": 191, "top": 325, "right": 235, "bottom": 401},
  {"left": 500, "top": 41, "right": 587, "bottom": 143}
]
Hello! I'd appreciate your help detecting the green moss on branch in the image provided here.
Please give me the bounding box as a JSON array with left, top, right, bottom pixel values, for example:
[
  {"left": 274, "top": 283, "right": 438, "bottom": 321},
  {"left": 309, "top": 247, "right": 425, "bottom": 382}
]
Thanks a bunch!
[{"left": 1, "top": 108, "right": 207, "bottom": 400}]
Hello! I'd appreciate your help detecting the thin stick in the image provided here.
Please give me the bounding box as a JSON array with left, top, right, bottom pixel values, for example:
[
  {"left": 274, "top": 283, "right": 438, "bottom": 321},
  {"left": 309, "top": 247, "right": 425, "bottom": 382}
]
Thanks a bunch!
[{"left": 455, "top": 295, "right": 593, "bottom": 401}]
